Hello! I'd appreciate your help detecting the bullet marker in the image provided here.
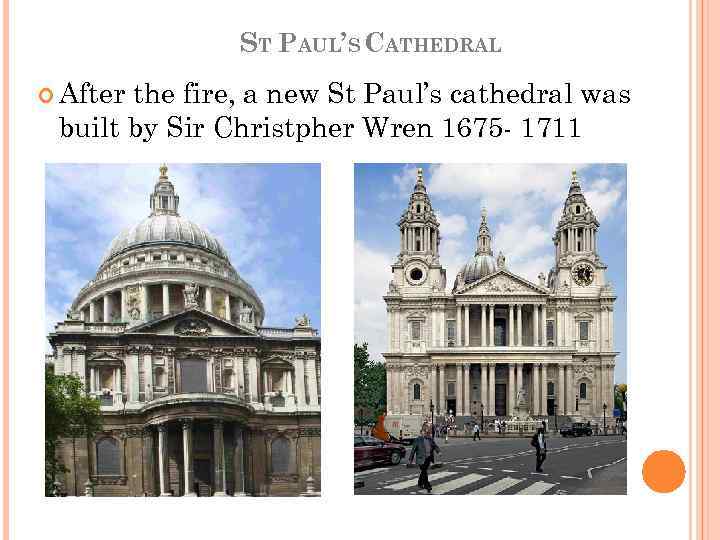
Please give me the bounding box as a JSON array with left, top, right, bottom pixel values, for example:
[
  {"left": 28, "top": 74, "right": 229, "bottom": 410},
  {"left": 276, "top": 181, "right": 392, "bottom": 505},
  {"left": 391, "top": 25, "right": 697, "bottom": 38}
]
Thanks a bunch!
[{"left": 38, "top": 87, "right": 53, "bottom": 104}]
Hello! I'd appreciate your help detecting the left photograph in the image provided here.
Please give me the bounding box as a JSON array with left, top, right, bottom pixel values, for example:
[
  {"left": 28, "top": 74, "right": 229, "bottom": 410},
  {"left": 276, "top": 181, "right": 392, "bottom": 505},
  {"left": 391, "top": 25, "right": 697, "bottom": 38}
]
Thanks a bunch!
[{"left": 45, "top": 163, "right": 321, "bottom": 497}]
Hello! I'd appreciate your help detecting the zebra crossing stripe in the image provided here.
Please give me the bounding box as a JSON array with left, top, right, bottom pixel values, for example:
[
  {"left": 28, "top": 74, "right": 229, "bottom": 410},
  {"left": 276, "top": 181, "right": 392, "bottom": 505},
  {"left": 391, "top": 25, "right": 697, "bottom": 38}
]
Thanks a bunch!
[
  {"left": 354, "top": 468, "right": 389, "bottom": 478},
  {"left": 515, "top": 481, "right": 556, "bottom": 495},
  {"left": 384, "top": 471, "right": 458, "bottom": 491},
  {"left": 430, "top": 473, "right": 489, "bottom": 494},
  {"left": 469, "top": 476, "right": 524, "bottom": 495}
]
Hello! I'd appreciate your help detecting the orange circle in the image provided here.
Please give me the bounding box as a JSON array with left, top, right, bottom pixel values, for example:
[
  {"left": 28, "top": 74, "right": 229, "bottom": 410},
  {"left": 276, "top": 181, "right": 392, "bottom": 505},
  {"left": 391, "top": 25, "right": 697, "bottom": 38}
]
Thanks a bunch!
[
  {"left": 38, "top": 87, "right": 53, "bottom": 104},
  {"left": 643, "top": 450, "right": 685, "bottom": 493}
]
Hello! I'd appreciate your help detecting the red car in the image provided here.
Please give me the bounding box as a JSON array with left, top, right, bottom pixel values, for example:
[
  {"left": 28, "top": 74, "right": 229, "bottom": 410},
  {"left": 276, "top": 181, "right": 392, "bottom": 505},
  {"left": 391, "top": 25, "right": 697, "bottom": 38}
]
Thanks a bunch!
[{"left": 354, "top": 435, "right": 406, "bottom": 470}]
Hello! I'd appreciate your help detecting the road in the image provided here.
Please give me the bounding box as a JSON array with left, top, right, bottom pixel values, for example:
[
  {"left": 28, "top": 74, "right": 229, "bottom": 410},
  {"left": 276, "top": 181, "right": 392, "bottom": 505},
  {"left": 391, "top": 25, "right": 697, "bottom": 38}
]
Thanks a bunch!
[{"left": 354, "top": 435, "right": 627, "bottom": 495}]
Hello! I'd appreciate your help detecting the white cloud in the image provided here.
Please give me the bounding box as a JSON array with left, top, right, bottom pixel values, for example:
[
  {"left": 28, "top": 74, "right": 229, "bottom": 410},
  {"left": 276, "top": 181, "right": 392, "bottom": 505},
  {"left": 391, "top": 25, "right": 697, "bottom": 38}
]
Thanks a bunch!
[
  {"left": 426, "top": 163, "right": 585, "bottom": 212},
  {"left": 392, "top": 164, "right": 419, "bottom": 195},
  {"left": 436, "top": 212, "right": 467, "bottom": 237},
  {"left": 354, "top": 241, "right": 394, "bottom": 362}
]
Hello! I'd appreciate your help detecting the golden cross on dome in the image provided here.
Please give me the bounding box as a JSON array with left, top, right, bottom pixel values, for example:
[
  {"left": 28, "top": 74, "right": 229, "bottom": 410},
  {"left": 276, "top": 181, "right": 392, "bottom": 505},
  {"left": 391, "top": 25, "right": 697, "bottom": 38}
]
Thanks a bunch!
[{"left": 159, "top": 163, "right": 168, "bottom": 179}]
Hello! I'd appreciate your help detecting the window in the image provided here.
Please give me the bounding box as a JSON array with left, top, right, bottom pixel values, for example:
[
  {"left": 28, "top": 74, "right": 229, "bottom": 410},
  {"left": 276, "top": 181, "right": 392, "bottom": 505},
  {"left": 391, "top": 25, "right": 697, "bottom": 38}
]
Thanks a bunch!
[
  {"left": 416, "top": 204, "right": 421, "bottom": 213},
  {"left": 161, "top": 196, "right": 168, "bottom": 209},
  {"left": 137, "top": 256, "right": 145, "bottom": 263},
  {"left": 580, "top": 382, "right": 587, "bottom": 399},
  {"left": 96, "top": 438, "right": 120, "bottom": 475},
  {"left": 447, "top": 382, "right": 456, "bottom": 397},
  {"left": 579, "top": 321, "right": 589, "bottom": 341},
  {"left": 169, "top": 254, "right": 177, "bottom": 261},
  {"left": 186, "top": 256, "right": 194, "bottom": 263},
  {"left": 122, "top": 260, "right": 129, "bottom": 266},
  {"left": 413, "top": 383, "right": 421, "bottom": 400},
  {"left": 411, "top": 321, "right": 422, "bottom": 340},
  {"left": 271, "top": 437, "right": 290, "bottom": 473},
  {"left": 153, "top": 254, "right": 161, "bottom": 261},
  {"left": 547, "top": 381, "right": 555, "bottom": 397},
  {"left": 410, "top": 268, "right": 423, "bottom": 281}
]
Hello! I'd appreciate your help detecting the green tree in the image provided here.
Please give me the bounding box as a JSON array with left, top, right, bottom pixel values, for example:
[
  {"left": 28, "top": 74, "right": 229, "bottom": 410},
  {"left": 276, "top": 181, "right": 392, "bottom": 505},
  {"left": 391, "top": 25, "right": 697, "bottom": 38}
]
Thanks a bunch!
[
  {"left": 614, "top": 383, "right": 628, "bottom": 412},
  {"left": 45, "top": 365, "right": 102, "bottom": 495},
  {"left": 354, "top": 343, "right": 386, "bottom": 423}
]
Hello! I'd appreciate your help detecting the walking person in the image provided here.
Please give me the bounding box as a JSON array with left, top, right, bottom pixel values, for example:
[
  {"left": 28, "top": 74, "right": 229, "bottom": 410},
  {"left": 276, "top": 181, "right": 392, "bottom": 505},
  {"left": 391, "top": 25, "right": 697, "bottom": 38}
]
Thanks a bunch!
[
  {"left": 444, "top": 423, "right": 449, "bottom": 444},
  {"left": 408, "top": 425, "right": 441, "bottom": 494},
  {"left": 531, "top": 424, "right": 548, "bottom": 472},
  {"left": 472, "top": 422, "right": 481, "bottom": 441}
]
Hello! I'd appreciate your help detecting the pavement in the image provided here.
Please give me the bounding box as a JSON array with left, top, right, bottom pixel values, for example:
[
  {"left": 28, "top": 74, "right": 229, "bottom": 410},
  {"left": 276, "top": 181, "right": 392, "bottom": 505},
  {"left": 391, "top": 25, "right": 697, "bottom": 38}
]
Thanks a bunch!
[{"left": 354, "top": 435, "right": 627, "bottom": 495}]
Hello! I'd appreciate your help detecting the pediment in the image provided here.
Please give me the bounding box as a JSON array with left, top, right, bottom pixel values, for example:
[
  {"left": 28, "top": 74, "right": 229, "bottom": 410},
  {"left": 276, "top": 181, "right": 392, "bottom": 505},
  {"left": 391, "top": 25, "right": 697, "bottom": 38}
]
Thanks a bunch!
[
  {"left": 128, "top": 308, "right": 258, "bottom": 337},
  {"left": 455, "top": 269, "right": 548, "bottom": 297}
]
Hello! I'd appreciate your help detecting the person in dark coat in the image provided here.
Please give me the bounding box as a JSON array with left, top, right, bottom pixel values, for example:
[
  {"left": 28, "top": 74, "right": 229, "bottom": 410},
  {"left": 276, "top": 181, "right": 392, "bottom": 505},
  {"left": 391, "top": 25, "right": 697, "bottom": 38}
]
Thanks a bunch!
[
  {"left": 408, "top": 425, "right": 441, "bottom": 493},
  {"left": 531, "top": 424, "right": 548, "bottom": 472}
]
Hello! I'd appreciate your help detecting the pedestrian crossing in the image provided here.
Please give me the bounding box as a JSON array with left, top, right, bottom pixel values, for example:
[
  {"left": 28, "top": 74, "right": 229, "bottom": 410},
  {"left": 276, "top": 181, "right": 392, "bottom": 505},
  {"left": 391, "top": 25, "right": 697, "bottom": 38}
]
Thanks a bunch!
[{"left": 377, "top": 469, "right": 562, "bottom": 495}]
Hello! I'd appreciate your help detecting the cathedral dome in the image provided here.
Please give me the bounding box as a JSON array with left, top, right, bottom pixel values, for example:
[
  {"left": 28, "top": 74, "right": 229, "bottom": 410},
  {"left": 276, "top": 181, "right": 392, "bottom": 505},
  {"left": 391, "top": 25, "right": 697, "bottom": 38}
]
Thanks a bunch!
[
  {"left": 458, "top": 253, "right": 497, "bottom": 284},
  {"left": 101, "top": 213, "right": 229, "bottom": 265}
]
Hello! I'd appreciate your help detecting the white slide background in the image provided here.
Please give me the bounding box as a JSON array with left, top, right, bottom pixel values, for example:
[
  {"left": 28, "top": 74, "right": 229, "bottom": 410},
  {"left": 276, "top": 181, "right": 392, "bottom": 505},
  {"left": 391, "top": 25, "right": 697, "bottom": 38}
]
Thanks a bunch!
[{"left": 10, "top": 1, "right": 693, "bottom": 539}]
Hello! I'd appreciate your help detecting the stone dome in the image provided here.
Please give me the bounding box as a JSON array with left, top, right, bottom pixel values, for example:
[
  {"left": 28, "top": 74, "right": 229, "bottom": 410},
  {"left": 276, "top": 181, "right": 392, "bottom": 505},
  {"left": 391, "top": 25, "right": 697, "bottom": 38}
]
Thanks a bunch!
[
  {"left": 102, "top": 213, "right": 229, "bottom": 265},
  {"left": 458, "top": 253, "right": 497, "bottom": 285}
]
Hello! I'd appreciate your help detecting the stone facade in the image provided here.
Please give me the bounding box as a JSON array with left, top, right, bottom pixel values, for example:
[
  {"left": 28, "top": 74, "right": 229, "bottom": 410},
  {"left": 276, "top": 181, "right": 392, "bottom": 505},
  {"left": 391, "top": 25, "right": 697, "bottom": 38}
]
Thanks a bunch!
[
  {"left": 48, "top": 165, "right": 320, "bottom": 496},
  {"left": 384, "top": 169, "right": 618, "bottom": 424}
]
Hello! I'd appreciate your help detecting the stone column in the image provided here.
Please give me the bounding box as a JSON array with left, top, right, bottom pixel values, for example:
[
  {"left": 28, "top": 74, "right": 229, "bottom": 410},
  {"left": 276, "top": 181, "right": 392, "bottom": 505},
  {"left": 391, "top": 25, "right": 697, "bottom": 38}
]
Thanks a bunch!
[
  {"left": 508, "top": 364, "right": 516, "bottom": 416},
  {"left": 438, "top": 366, "right": 446, "bottom": 414},
  {"left": 213, "top": 420, "right": 227, "bottom": 496},
  {"left": 102, "top": 294, "right": 110, "bottom": 322},
  {"left": 205, "top": 286, "right": 213, "bottom": 313},
  {"left": 541, "top": 364, "right": 548, "bottom": 415},
  {"left": 532, "top": 364, "right": 540, "bottom": 415},
  {"left": 517, "top": 304, "right": 523, "bottom": 346},
  {"left": 306, "top": 354, "right": 319, "bottom": 407},
  {"left": 158, "top": 424, "right": 171, "bottom": 496},
  {"left": 455, "top": 364, "right": 463, "bottom": 415},
  {"left": 464, "top": 305, "right": 470, "bottom": 347},
  {"left": 558, "top": 365, "right": 565, "bottom": 415},
  {"left": 540, "top": 305, "right": 547, "bottom": 346},
  {"left": 162, "top": 284, "right": 170, "bottom": 316},
  {"left": 488, "top": 364, "right": 496, "bottom": 416},
  {"left": 120, "top": 287, "right": 127, "bottom": 321},
  {"left": 89, "top": 367, "right": 96, "bottom": 393},
  {"left": 294, "top": 354, "right": 306, "bottom": 407},
  {"left": 224, "top": 292, "right": 231, "bottom": 320},
  {"left": 89, "top": 300, "right": 96, "bottom": 323},
  {"left": 508, "top": 304, "right": 514, "bottom": 347},
  {"left": 233, "top": 425, "right": 246, "bottom": 496},
  {"left": 181, "top": 419, "right": 196, "bottom": 496},
  {"left": 456, "top": 305, "right": 462, "bottom": 346},
  {"left": 566, "top": 366, "right": 574, "bottom": 413},
  {"left": 533, "top": 304, "right": 539, "bottom": 346},
  {"left": 488, "top": 305, "right": 495, "bottom": 346},
  {"left": 480, "top": 304, "right": 487, "bottom": 347},
  {"left": 463, "top": 364, "right": 470, "bottom": 416},
  {"left": 480, "top": 363, "right": 488, "bottom": 414}
]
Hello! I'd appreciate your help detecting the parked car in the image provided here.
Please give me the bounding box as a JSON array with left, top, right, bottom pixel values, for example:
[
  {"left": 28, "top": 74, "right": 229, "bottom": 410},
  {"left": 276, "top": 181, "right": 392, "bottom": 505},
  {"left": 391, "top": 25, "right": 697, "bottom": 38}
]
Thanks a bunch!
[
  {"left": 560, "top": 422, "right": 594, "bottom": 437},
  {"left": 354, "top": 435, "right": 406, "bottom": 470}
]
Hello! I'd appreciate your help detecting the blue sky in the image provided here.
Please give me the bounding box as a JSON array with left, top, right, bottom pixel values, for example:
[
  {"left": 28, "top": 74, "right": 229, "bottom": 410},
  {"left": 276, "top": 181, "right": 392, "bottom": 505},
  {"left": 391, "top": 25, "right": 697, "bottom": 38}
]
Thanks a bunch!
[
  {"left": 45, "top": 163, "right": 320, "bottom": 338},
  {"left": 355, "top": 163, "right": 627, "bottom": 383}
]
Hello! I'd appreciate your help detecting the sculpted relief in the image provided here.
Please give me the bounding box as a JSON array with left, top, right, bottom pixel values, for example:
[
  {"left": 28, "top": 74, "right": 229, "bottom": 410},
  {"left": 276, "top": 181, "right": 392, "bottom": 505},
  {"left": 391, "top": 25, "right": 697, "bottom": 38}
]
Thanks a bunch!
[
  {"left": 125, "top": 285, "right": 141, "bottom": 320},
  {"left": 174, "top": 318, "right": 211, "bottom": 336}
]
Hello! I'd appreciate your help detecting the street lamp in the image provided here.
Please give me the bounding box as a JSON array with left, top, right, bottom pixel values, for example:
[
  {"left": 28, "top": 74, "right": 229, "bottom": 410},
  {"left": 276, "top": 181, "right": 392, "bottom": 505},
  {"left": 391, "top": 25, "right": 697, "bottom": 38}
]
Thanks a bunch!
[
  {"left": 358, "top": 407, "right": 364, "bottom": 435},
  {"left": 480, "top": 403, "right": 484, "bottom": 433},
  {"left": 430, "top": 400, "right": 435, "bottom": 439},
  {"left": 575, "top": 394, "right": 579, "bottom": 412},
  {"left": 554, "top": 401, "right": 558, "bottom": 432},
  {"left": 603, "top": 403, "right": 607, "bottom": 435}
]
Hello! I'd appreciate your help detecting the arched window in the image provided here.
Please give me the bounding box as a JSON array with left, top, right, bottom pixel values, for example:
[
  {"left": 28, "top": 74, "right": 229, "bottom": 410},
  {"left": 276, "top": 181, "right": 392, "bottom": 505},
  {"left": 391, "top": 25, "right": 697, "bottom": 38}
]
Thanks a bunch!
[
  {"left": 413, "top": 383, "right": 421, "bottom": 400},
  {"left": 547, "top": 381, "right": 555, "bottom": 397},
  {"left": 271, "top": 437, "right": 290, "bottom": 473},
  {"left": 580, "top": 382, "right": 587, "bottom": 399},
  {"left": 96, "top": 437, "right": 120, "bottom": 476}
]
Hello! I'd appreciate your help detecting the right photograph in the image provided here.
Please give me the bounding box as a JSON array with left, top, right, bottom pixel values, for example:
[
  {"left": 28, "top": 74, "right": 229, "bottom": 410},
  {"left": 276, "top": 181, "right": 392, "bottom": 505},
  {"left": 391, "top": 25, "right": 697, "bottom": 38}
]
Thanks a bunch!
[{"left": 354, "top": 164, "right": 627, "bottom": 495}]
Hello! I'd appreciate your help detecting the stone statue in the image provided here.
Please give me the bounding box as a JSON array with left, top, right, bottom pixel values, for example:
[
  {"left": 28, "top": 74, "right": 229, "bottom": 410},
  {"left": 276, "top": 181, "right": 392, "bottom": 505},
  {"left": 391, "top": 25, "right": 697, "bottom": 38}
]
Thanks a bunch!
[
  {"left": 183, "top": 282, "right": 200, "bottom": 308},
  {"left": 497, "top": 251, "right": 506, "bottom": 269},
  {"left": 388, "top": 280, "right": 398, "bottom": 293},
  {"left": 66, "top": 310, "right": 81, "bottom": 321},
  {"left": 538, "top": 272, "right": 546, "bottom": 286},
  {"left": 295, "top": 313, "right": 310, "bottom": 327}
]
